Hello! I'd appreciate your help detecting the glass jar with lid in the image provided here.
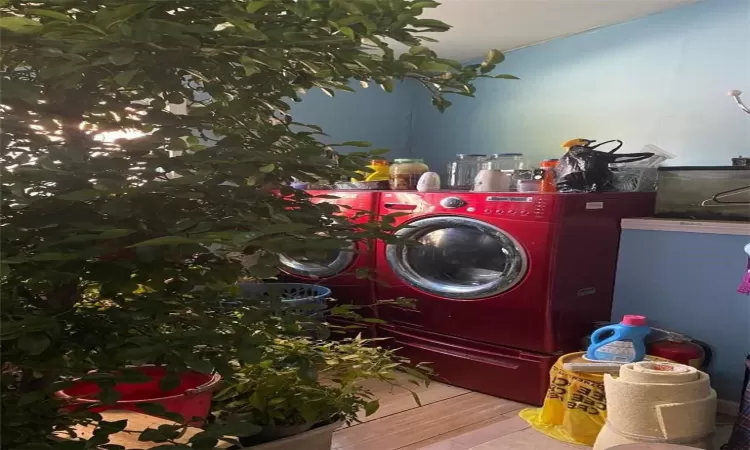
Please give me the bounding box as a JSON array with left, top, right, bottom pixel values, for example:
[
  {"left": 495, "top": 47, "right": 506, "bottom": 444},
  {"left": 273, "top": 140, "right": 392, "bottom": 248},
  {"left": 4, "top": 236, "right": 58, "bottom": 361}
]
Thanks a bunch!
[
  {"left": 389, "top": 159, "right": 429, "bottom": 190},
  {"left": 447, "top": 154, "right": 487, "bottom": 189},
  {"left": 483, "top": 153, "right": 526, "bottom": 172}
]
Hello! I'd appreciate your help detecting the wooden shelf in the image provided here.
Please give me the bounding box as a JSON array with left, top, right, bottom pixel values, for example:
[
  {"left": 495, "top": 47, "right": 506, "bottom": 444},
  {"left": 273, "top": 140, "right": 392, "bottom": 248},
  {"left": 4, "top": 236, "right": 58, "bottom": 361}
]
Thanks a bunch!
[{"left": 621, "top": 218, "right": 750, "bottom": 236}]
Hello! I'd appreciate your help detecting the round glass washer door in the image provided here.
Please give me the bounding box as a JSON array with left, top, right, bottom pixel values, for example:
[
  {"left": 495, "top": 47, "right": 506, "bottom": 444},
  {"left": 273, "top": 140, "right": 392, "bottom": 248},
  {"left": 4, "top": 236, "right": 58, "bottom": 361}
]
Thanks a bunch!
[
  {"left": 279, "top": 215, "right": 357, "bottom": 278},
  {"left": 385, "top": 216, "right": 527, "bottom": 299},
  {"left": 279, "top": 241, "right": 356, "bottom": 278}
]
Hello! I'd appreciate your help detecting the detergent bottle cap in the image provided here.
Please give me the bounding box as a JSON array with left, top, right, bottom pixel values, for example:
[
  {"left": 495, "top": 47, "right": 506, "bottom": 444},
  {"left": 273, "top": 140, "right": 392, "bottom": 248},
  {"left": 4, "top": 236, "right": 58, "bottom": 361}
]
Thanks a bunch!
[{"left": 621, "top": 315, "right": 647, "bottom": 326}]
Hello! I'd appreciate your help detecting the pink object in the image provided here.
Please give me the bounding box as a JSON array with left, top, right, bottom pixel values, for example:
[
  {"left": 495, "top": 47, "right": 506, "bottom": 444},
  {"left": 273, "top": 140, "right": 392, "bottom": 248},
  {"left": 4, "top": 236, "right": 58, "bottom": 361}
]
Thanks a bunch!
[
  {"left": 738, "top": 260, "right": 750, "bottom": 294},
  {"left": 56, "top": 366, "right": 221, "bottom": 423},
  {"left": 621, "top": 315, "right": 647, "bottom": 326}
]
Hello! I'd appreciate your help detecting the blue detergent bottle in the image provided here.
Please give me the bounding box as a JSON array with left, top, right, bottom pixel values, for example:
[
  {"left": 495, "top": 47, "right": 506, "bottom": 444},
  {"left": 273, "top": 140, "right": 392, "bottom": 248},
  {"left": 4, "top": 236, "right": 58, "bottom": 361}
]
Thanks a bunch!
[{"left": 586, "top": 315, "right": 650, "bottom": 363}]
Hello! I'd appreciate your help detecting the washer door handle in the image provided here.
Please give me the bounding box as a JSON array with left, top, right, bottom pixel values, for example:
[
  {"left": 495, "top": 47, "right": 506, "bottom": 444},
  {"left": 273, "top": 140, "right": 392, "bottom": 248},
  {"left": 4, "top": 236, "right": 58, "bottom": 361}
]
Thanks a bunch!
[{"left": 384, "top": 203, "right": 417, "bottom": 211}]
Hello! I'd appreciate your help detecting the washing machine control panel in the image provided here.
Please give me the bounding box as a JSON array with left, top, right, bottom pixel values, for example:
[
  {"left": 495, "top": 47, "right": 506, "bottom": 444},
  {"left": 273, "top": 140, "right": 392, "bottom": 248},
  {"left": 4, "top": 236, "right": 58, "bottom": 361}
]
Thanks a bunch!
[
  {"left": 439, "top": 195, "right": 553, "bottom": 220},
  {"left": 440, "top": 197, "right": 466, "bottom": 209}
]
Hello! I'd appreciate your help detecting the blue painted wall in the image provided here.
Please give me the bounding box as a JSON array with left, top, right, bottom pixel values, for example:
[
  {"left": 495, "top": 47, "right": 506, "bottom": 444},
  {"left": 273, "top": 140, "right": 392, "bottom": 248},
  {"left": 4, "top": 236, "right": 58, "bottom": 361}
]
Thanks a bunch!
[
  {"left": 612, "top": 229, "right": 749, "bottom": 400},
  {"left": 409, "top": 0, "right": 750, "bottom": 175},
  {"left": 289, "top": 82, "right": 414, "bottom": 157},
  {"left": 287, "top": 0, "right": 750, "bottom": 401}
]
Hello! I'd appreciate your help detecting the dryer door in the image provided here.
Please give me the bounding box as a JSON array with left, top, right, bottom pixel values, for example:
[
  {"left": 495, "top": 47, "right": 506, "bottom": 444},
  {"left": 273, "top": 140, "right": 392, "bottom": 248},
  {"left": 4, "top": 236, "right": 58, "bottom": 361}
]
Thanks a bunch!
[
  {"left": 386, "top": 216, "right": 527, "bottom": 299},
  {"left": 279, "top": 241, "right": 356, "bottom": 278}
]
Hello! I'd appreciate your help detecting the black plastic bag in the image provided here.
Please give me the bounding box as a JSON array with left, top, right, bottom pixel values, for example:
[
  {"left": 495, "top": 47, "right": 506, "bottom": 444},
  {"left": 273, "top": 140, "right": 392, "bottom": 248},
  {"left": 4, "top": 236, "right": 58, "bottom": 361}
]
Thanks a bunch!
[{"left": 555, "top": 139, "right": 654, "bottom": 192}]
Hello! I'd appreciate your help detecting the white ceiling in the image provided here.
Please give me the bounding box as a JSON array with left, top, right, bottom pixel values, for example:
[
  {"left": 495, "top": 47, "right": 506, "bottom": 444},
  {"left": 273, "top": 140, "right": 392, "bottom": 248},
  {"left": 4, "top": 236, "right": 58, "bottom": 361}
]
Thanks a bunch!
[{"left": 416, "top": 0, "right": 700, "bottom": 61}]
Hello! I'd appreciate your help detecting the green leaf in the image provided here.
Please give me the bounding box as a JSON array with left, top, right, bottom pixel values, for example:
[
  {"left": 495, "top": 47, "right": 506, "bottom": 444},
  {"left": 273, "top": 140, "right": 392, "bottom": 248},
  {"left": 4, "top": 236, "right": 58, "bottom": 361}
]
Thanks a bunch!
[
  {"left": 340, "top": 141, "right": 371, "bottom": 147},
  {"left": 237, "top": 347, "right": 262, "bottom": 364},
  {"left": 159, "top": 373, "right": 181, "bottom": 392},
  {"left": 412, "top": 18, "right": 451, "bottom": 31},
  {"left": 215, "top": 420, "right": 261, "bottom": 440},
  {"left": 380, "top": 78, "right": 394, "bottom": 93},
  {"left": 27, "top": 9, "right": 72, "bottom": 21},
  {"left": 361, "top": 317, "right": 387, "bottom": 324},
  {"left": 258, "top": 163, "right": 275, "bottom": 173},
  {"left": 28, "top": 252, "right": 79, "bottom": 262},
  {"left": 188, "top": 359, "right": 214, "bottom": 375},
  {"left": 240, "top": 55, "right": 259, "bottom": 75},
  {"left": 408, "top": 45, "right": 430, "bottom": 55},
  {"left": 100, "top": 388, "right": 121, "bottom": 405},
  {"left": 339, "top": 26, "right": 355, "bottom": 40},
  {"left": 246, "top": 1, "right": 268, "bottom": 13},
  {"left": 189, "top": 432, "right": 218, "bottom": 450},
  {"left": 419, "top": 61, "right": 454, "bottom": 73},
  {"left": 18, "top": 391, "right": 45, "bottom": 406},
  {"left": 364, "top": 399, "right": 380, "bottom": 416},
  {"left": 98, "top": 419, "right": 129, "bottom": 434},
  {"left": 337, "top": 15, "right": 365, "bottom": 26},
  {"left": 129, "top": 236, "right": 196, "bottom": 248},
  {"left": 239, "top": 23, "right": 267, "bottom": 41},
  {"left": 114, "top": 69, "right": 138, "bottom": 86},
  {"left": 0, "top": 17, "right": 42, "bottom": 33},
  {"left": 483, "top": 49, "right": 505, "bottom": 65},
  {"left": 103, "top": 4, "right": 153, "bottom": 29},
  {"left": 157, "top": 424, "right": 182, "bottom": 440},
  {"left": 99, "top": 229, "right": 136, "bottom": 239},
  {"left": 59, "top": 189, "right": 101, "bottom": 201},
  {"left": 494, "top": 74, "right": 519, "bottom": 80},
  {"left": 410, "top": 390, "right": 422, "bottom": 407},
  {"left": 78, "top": 23, "right": 107, "bottom": 35},
  {"left": 436, "top": 58, "right": 462, "bottom": 70},
  {"left": 412, "top": 1, "right": 441, "bottom": 8},
  {"left": 109, "top": 49, "right": 136, "bottom": 66},
  {"left": 135, "top": 402, "right": 167, "bottom": 417},
  {"left": 116, "top": 369, "right": 151, "bottom": 383},
  {"left": 139, "top": 427, "right": 168, "bottom": 443}
]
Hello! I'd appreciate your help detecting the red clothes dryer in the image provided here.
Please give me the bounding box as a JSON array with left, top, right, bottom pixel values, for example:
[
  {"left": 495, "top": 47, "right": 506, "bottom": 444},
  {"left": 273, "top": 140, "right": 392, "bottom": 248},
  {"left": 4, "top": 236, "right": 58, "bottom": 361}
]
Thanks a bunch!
[
  {"left": 278, "top": 190, "right": 378, "bottom": 311},
  {"left": 374, "top": 191, "right": 655, "bottom": 404}
]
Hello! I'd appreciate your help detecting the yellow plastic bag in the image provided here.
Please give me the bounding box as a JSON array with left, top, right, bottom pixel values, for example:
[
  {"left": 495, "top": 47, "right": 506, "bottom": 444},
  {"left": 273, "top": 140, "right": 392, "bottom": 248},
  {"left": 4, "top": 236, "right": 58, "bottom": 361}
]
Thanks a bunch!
[{"left": 519, "top": 353, "right": 607, "bottom": 446}]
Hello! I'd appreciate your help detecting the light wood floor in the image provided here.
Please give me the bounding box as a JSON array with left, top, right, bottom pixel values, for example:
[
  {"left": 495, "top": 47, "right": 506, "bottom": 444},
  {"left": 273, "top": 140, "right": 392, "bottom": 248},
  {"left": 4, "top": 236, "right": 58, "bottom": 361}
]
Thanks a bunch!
[
  {"left": 72, "top": 373, "right": 737, "bottom": 449},
  {"left": 333, "top": 373, "right": 581, "bottom": 450}
]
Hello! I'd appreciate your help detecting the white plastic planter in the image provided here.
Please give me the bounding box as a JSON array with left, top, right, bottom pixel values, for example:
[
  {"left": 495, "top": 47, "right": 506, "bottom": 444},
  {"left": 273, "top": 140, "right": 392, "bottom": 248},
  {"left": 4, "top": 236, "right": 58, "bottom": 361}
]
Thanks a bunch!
[{"left": 245, "top": 421, "right": 342, "bottom": 450}]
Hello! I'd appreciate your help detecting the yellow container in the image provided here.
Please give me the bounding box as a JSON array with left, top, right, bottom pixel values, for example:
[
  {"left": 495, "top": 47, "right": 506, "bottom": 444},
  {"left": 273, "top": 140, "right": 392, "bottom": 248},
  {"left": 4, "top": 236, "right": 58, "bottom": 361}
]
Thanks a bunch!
[
  {"left": 352, "top": 159, "right": 390, "bottom": 182},
  {"left": 519, "top": 352, "right": 672, "bottom": 446}
]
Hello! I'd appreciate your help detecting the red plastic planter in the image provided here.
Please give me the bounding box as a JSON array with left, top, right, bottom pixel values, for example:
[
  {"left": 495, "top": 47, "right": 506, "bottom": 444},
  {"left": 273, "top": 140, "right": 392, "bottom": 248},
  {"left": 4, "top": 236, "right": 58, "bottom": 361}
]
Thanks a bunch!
[{"left": 56, "top": 365, "right": 221, "bottom": 423}]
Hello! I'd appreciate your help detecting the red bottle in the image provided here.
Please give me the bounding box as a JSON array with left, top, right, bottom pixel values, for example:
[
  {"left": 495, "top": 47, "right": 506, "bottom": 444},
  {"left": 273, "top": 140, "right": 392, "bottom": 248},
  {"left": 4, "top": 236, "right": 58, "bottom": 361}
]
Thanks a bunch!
[
  {"left": 540, "top": 159, "right": 559, "bottom": 192},
  {"left": 648, "top": 338, "right": 709, "bottom": 369}
]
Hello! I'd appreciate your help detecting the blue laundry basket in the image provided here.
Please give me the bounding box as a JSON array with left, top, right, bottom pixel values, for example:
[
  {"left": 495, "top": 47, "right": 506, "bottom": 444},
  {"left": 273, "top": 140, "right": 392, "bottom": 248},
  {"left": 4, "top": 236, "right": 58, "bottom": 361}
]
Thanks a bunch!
[{"left": 224, "top": 282, "right": 331, "bottom": 316}]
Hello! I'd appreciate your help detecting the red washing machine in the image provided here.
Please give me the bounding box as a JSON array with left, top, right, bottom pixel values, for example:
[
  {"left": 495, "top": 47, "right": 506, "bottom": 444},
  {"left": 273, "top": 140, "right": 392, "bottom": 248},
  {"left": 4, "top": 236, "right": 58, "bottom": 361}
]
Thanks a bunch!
[
  {"left": 278, "top": 190, "right": 379, "bottom": 314},
  {"left": 374, "top": 191, "right": 655, "bottom": 405}
]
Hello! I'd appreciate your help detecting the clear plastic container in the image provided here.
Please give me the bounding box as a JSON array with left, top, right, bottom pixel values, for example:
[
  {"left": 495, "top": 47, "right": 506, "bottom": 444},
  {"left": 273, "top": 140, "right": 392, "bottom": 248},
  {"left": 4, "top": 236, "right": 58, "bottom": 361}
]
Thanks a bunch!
[
  {"left": 655, "top": 166, "right": 749, "bottom": 221},
  {"left": 517, "top": 179, "right": 541, "bottom": 192},
  {"left": 611, "top": 144, "right": 675, "bottom": 168},
  {"left": 389, "top": 159, "right": 429, "bottom": 190},
  {"left": 447, "top": 154, "right": 487, "bottom": 189},
  {"left": 483, "top": 153, "right": 526, "bottom": 172}
]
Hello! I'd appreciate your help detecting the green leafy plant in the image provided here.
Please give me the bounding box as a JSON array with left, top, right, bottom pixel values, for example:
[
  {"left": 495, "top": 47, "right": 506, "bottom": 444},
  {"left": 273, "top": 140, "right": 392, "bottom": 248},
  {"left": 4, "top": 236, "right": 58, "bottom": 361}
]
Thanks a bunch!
[
  {"left": 212, "top": 335, "right": 426, "bottom": 443},
  {"left": 0, "top": 0, "right": 514, "bottom": 448}
]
